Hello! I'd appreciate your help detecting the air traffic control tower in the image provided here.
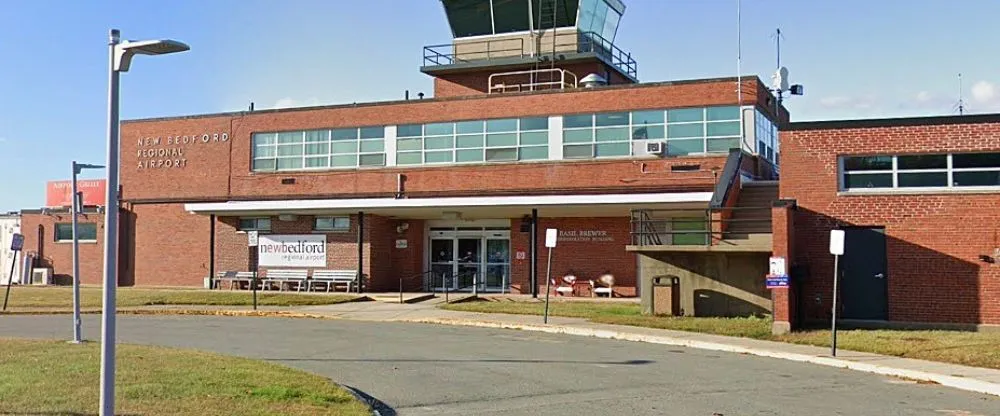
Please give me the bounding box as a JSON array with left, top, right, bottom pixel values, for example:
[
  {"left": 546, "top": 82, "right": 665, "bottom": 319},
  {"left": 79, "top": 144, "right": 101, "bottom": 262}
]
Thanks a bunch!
[{"left": 422, "top": 0, "right": 637, "bottom": 98}]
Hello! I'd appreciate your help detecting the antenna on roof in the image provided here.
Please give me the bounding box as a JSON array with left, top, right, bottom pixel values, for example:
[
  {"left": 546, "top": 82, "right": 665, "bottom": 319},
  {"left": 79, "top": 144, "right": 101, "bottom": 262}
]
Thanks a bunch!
[
  {"left": 954, "top": 73, "right": 966, "bottom": 115},
  {"left": 249, "top": 101, "right": 254, "bottom": 112},
  {"left": 769, "top": 28, "right": 804, "bottom": 119}
]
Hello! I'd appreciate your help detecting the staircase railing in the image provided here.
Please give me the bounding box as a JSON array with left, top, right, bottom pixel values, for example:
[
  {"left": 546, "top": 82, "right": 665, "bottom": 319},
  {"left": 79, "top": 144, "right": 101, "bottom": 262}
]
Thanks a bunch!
[{"left": 630, "top": 206, "right": 774, "bottom": 246}]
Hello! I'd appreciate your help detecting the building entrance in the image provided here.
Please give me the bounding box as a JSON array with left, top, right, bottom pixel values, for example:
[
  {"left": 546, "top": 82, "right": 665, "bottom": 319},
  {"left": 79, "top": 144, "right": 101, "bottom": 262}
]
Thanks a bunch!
[{"left": 428, "top": 224, "right": 510, "bottom": 292}]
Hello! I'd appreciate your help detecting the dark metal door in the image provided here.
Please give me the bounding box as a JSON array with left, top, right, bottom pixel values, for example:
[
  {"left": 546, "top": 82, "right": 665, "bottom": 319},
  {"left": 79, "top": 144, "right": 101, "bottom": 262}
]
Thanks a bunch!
[{"left": 840, "top": 227, "right": 888, "bottom": 320}]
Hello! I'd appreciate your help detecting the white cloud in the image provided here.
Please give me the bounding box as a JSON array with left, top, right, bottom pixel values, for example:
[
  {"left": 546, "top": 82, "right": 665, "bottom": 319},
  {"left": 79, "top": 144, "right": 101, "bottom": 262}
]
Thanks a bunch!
[
  {"left": 273, "top": 97, "right": 322, "bottom": 109},
  {"left": 971, "top": 81, "right": 996, "bottom": 103},
  {"left": 0, "top": 137, "right": 6, "bottom": 143},
  {"left": 915, "top": 91, "right": 933, "bottom": 103}
]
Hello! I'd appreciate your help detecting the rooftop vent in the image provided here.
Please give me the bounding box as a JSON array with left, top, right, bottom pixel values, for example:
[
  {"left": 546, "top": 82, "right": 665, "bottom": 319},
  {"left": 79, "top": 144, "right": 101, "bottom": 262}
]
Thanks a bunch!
[{"left": 580, "top": 73, "right": 608, "bottom": 88}]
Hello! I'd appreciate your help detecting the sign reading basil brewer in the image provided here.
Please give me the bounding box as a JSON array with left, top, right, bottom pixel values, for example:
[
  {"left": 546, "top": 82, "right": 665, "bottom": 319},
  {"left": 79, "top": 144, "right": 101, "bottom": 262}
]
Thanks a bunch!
[{"left": 135, "top": 132, "right": 229, "bottom": 170}]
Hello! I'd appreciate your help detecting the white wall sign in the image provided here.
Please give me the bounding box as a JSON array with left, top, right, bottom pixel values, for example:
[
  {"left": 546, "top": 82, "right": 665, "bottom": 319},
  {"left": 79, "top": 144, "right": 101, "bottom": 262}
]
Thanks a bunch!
[
  {"left": 768, "top": 256, "right": 786, "bottom": 276},
  {"left": 395, "top": 239, "right": 408, "bottom": 249},
  {"left": 545, "top": 229, "right": 558, "bottom": 248},
  {"left": 257, "top": 234, "right": 326, "bottom": 267},
  {"left": 829, "top": 229, "right": 845, "bottom": 256}
]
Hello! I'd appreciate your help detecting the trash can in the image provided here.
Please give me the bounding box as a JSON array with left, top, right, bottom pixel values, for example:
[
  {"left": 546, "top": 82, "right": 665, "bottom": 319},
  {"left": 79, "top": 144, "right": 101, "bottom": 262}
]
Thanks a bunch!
[{"left": 651, "top": 275, "right": 680, "bottom": 316}]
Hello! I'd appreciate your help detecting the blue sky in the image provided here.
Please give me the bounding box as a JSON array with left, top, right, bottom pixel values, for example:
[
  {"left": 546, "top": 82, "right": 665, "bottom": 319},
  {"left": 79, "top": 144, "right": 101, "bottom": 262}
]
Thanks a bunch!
[{"left": 2, "top": 0, "right": 999, "bottom": 212}]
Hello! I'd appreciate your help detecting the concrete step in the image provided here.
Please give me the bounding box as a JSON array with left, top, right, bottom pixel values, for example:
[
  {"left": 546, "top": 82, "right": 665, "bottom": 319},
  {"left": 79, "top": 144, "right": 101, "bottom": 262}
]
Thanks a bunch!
[{"left": 367, "top": 293, "right": 437, "bottom": 304}]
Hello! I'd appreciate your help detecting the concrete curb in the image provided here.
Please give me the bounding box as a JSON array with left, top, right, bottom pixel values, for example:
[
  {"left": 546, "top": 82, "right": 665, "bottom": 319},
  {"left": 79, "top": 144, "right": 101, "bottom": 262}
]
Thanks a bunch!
[{"left": 402, "top": 317, "right": 1000, "bottom": 398}]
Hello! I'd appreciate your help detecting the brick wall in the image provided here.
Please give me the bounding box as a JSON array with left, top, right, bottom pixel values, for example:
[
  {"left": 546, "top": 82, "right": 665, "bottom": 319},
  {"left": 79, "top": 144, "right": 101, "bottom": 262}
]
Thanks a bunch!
[
  {"left": 511, "top": 217, "right": 636, "bottom": 297},
  {"left": 780, "top": 120, "right": 1000, "bottom": 325},
  {"left": 20, "top": 211, "right": 107, "bottom": 285},
  {"left": 129, "top": 203, "right": 211, "bottom": 287},
  {"left": 119, "top": 77, "right": 774, "bottom": 202}
]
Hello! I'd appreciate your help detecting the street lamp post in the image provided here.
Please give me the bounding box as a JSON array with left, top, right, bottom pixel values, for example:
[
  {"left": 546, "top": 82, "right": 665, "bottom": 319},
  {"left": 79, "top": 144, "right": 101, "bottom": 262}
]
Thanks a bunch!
[
  {"left": 100, "top": 29, "right": 189, "bottom": 416},
  {"left": 71, "top": 161, "right": 104, "bottom": 344}
]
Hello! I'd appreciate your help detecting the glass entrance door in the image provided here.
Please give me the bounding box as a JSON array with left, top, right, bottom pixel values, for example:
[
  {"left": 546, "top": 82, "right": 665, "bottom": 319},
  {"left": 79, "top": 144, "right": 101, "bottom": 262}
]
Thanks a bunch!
[
  {"left": 456, "top": 238, "right": 481, "bottom": 290},
  {"left": 485, "top": 238, "right": 510, "bottom": 291},
  {"left": 427, "top": 228, "right": 510, "bottom": 292},
  {"left": 429, "top": 238, "right": 454, "bottom": 291}
]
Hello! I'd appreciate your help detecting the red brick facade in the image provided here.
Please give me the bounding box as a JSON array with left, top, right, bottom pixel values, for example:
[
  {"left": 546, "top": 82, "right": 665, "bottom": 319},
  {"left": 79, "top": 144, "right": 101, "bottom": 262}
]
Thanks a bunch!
[
  {"left": 775, "top": 117, "right": 1000, "bottom": 326},
  {"left": 20, "top": 210, "right": 107, "bottom": 285}
]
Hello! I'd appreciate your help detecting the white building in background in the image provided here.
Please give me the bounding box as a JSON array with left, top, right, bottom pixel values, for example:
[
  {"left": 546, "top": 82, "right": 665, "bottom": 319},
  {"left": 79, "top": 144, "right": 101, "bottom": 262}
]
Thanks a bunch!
[{"left": 0, "top": 213, "right": 22, "bottom": 284}]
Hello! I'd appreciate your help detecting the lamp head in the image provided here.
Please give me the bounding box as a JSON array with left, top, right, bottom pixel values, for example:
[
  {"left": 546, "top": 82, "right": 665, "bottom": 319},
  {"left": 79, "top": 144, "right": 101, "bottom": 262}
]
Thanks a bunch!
[{"left": 114, "top": 39, "right": 190, "bottom": 72}]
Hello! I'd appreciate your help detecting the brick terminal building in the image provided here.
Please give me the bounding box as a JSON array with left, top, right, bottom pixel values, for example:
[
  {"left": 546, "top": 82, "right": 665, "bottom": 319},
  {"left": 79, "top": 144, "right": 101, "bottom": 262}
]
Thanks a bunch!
[{"left": 14, "top": 0, "right": 999, "bottom": 332}]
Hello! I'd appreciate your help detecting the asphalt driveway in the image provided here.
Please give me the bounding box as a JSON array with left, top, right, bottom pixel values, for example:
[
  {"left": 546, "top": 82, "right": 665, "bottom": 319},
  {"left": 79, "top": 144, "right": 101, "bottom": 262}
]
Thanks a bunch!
[{"left": 1, "top": 315, "right": 995, "bottom": 415}]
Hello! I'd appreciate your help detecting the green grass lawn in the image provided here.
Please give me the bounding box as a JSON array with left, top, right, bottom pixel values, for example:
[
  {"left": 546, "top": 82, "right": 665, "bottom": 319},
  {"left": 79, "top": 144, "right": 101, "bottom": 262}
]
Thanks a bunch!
[
  {"left": 0, "top": 339, "right": 369, "bottom": 416},
  {"left": 2, "top": 286, "right": 357, "bottom": 310},
  {"left": 442, "top": 299, "right": 1000, "bottom": 369}
]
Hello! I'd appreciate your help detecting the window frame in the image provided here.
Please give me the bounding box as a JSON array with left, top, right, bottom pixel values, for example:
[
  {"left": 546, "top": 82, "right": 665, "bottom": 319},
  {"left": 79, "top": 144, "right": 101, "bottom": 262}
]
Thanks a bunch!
[
  {"left": 840, "top": 152, "right": 1000, "bottom": 193},
  {"left": 54, "top": 222, "right": 98, "bottom": 243},
  {"left": 252, "top": 126, "right": 387, "bottom": 172},
  {"left": 313, "top": 216, "right": 351, "bottom": 233},
  {"left": 237, "top": 217, "right": 272, "bottom": 232}
]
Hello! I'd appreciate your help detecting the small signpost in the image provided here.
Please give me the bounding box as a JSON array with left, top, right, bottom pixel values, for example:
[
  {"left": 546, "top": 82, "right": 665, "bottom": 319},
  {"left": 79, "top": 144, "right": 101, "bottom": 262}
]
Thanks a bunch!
[
  {"left": 765, "top": 256, "right": 789, "bottom": 288},
  {"left": 3, "top": 233, "right": 24, "bottom": 311},
  {"left": 829, "top": 229, "right": 846, "bottom": 357},
  {"left": 247, "top": 231, "right": 259, "bottom": 311},
  {"left": 543, "top": 229, "right": 557, "bottom": 324}
]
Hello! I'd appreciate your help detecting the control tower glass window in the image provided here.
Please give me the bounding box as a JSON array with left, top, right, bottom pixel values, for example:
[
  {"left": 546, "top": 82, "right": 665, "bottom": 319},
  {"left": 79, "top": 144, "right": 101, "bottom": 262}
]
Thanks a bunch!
[
  {"left": 443, "top": 0, "right": 580, "bottom": 38},
  {"left": 578, "top": 0, "right": 621, "bottom": 42},
  {"left": 443, "top": 0, "right": 494, "bottom": 37}
]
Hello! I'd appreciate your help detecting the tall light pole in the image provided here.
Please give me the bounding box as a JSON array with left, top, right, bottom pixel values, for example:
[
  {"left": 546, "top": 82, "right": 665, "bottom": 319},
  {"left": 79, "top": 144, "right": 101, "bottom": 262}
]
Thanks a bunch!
[
  {"left": 71, "top": 161, "right": 104, "bottom": 344},
  {"left": 101, "top": 29, "right": 189, "bottom": 416}
]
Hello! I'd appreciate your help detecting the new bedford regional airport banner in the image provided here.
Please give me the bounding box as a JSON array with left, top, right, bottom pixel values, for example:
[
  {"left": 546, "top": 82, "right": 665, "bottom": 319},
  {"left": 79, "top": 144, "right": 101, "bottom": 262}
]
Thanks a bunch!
[{"left": 257, "top": 235, "right": 327, "bottom": 267}]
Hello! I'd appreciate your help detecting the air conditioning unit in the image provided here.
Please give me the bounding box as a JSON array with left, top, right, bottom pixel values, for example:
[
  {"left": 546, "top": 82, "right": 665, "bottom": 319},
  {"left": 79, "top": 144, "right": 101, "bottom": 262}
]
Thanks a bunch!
[
  {"left": 30, "top": 268, "right": 52, "bottom": 285},
  {"left": 645, "top": 141, "right": 665, "bottom": 156}
]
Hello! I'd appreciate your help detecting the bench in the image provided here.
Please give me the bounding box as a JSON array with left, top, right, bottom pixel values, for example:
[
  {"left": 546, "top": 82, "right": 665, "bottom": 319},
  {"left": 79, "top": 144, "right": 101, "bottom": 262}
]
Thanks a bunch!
[
  {"left": 262, "top": 269, "right": 309, "bottom": 291},
  {"left": 213, "top": 271, "right": 257, "bottom": 290},
  {"left": 310, "top": 270, "right": 359, "bottom": 293}
]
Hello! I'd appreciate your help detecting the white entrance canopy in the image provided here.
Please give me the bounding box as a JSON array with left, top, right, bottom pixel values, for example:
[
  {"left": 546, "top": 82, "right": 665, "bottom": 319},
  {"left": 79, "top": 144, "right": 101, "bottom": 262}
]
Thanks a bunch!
[{"left": 184, "top": 192, "right": 713, "bottom": 219}]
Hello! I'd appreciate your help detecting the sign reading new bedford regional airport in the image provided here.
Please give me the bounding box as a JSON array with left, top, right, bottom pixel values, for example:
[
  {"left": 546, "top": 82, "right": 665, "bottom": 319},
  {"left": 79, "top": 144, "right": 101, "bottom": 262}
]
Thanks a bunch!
[{"left": 257, "top": 235, "right": 327, "bottom": 267}]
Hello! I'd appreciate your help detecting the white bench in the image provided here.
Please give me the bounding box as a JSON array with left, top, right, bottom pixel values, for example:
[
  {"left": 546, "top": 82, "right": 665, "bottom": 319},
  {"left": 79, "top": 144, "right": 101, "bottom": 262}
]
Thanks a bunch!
[
  {"left": 310, "top": 270, "right": 359, "bottom": 293},
  {"left": 262, "top": 269, "right": 309, "bottom": 291}
]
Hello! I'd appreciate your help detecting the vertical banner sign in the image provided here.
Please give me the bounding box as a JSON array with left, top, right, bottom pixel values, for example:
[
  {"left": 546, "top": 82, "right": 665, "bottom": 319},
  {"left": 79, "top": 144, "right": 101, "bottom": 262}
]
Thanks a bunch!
[
  {"left": 829, "top": 229, "right": 846, "bottom": 357},
  {"left": 247, "top": 231, "right": 259, "bottom": 310},
  {"left": 3, "top": 233, "right": 24, "bottom": 311},
  {"left": 543, "top": 229, "right": 558, "bottom": 324}
]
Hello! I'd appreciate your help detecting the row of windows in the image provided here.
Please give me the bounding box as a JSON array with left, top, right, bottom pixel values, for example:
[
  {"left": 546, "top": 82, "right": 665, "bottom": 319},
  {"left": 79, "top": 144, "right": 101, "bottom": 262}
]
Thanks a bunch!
[
  {"left": 249, "top": 105, "right": 760, "bottom": 172},
  {"left": 755, "top": 110, "right": 778, "bottom": 165},
  {"left": 252, "top": 127, "right": 386, "bottom": 171},
  {"left": 237, "top": 216, "right": 351, "bottom": 232},
  {"left": 562, "top": 106, "right": 742, "bottom": 158},
  {"left": 396, "top": 117, "right": 549, "bottom": 165},
  {"left": 841, "top": 153, "right": 1000, "bottom": 190}
]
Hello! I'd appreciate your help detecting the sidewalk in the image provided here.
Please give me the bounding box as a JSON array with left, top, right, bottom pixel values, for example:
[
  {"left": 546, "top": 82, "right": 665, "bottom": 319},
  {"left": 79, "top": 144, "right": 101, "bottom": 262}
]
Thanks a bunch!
[{"left": 10, "top": 300, "right": 999, "bottom": 398}]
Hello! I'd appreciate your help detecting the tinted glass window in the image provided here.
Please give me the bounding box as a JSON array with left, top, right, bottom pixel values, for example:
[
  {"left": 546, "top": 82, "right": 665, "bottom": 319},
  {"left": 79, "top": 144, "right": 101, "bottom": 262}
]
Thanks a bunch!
[
  {"left": 953, "top": 152, "right": 1000, "bottom": 169},
  {"left": 444, "top": 0, "right": 494, "bottom": 37},
  {"left": 844, "top": 173, "right": 892, "bottom": 189},
  {"left": 898, "top": 172, "right": 947, "bottom": 187},
  {"left": 898, "top": 155, "right": 946, "bottom": 169},
  {"left": 954, "top": 171, "right": 1000, "bottom": 186},
  {"left": 844, "top": 156, "right": 892, "bottom": 171}
]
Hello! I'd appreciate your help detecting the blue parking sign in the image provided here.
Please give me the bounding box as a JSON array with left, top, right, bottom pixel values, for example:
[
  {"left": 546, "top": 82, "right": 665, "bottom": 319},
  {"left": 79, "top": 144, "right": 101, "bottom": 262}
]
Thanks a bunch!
[
  {"left": 10, "top": 233, "right": 24, "bottom": 251},
  {"left": 766, "top": 274, "right": 789, "bottom": 288}
]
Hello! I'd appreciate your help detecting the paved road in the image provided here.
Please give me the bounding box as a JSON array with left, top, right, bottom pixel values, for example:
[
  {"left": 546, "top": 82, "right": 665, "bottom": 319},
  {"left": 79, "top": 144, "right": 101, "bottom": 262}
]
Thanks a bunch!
[{"left": 2, "top": 315, "right": 995, "bottom": 416}]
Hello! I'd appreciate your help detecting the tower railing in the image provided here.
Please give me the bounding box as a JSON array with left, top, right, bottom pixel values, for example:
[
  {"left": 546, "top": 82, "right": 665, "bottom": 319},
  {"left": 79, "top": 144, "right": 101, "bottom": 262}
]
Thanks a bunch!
[{"left": 422, "top": 31, "right": 637, "bottom": 79}]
